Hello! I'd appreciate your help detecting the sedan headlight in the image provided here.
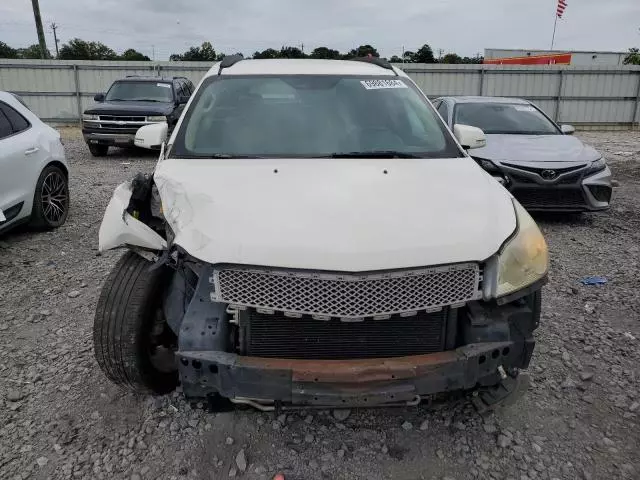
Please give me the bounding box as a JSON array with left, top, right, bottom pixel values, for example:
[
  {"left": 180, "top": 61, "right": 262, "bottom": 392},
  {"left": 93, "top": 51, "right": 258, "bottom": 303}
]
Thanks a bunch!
[
  {"left": 473, "top": 158, "right": 501, "bottom": 173},
  {"left": 497, "top": 200, "right": 548, "bottom": 297},
  {"left": 82, "top": 114, "right": 99, "bottom": 121},
  {"left": 147, "top": 115, "right": 167, "bottom": 122},
  {"left": 585, "top": 158, "right": 606, "bottom": 175}
]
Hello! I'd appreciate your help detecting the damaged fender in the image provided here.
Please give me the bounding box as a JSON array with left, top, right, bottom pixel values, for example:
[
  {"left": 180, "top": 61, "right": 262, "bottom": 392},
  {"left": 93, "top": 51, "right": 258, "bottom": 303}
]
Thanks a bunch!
[{"left": 98, "top": 182, "right": 167, "bottom": 252}]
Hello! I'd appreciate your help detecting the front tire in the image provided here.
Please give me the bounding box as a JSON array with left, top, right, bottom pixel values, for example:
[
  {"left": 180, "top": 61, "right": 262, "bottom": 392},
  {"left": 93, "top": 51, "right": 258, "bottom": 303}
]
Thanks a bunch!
[
  {"left": 93, "top": 251, "right": 178, "bottom": 395},
  {"left": 30, "top": 164, "right": 69, "bottom": 229},
  {"left": 88, "top": 143, "right": 109, "bottom": 157}
]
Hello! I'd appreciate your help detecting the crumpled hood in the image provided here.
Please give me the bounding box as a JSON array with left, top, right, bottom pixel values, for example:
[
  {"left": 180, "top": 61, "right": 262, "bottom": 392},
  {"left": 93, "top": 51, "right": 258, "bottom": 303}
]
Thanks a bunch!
[
  {"left": 154, "top": 157, "right": 516, "bottom": 271},
  {"left": 84, "top": 101, "right": 174, "bottom": 116},
  {"left": 472, "top": 134, "right": 601, "bottom": 164}
]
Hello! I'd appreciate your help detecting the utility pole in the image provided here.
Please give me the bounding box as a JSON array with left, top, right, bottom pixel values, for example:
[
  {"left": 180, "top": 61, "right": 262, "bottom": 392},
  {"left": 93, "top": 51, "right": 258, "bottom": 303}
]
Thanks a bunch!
[
  {"left": 50, "top": 22, "right": 60, "bottom": 58},
  {"left": 31, "top": 0, "right": 49, "bottom": 59},
  {"left": 437, "top": 48, "right": 444, "bottom": 60}
]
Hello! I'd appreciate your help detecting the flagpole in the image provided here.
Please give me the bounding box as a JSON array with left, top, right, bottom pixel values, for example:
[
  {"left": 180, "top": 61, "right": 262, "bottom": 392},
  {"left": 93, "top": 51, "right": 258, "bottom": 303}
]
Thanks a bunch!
[{"left": 551, "top": 15, "right": 558, "bottom": 50}]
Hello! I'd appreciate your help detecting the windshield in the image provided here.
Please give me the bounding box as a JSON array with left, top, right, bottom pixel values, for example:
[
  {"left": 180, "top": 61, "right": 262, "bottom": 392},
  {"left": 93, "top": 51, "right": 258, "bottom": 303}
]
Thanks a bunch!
[
  {"left": 454, "top": 102, "right": 559, "bottom": 135},
  {"left": 172, "top": 75, "right": 462, "bottom": 158},
  {"left": 105, "top": 81, "right": 174, "bottom": 102}
]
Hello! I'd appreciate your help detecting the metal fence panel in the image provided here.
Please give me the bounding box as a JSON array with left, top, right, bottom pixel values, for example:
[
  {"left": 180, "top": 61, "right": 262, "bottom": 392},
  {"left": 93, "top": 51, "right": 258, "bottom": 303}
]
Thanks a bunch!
[{"left": 1, "top": 60, "right": 639, "bottom": 128}]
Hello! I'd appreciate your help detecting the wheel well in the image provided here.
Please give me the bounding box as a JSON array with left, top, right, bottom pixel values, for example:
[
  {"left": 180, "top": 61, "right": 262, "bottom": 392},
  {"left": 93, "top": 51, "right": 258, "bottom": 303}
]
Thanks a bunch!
[{"left": 46, "top": 160, "right": 69, "bottom": 179}]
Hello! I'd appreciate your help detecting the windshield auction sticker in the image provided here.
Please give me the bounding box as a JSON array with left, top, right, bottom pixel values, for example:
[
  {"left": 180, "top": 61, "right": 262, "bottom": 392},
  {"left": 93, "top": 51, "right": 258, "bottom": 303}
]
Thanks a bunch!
[{"left": 361, "top": 79, "right": 408, "bottom": 90}]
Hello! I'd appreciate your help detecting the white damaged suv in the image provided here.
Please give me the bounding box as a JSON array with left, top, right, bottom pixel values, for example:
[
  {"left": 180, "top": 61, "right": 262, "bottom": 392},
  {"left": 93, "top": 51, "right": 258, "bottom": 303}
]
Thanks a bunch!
[{"left": 94, "top": 57, "right": 548, "bottom": 411}]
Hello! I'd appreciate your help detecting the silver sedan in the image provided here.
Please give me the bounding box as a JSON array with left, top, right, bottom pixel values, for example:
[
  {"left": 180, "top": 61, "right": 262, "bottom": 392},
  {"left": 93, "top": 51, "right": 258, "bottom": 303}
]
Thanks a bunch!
[{"left": 433, "top": 96, "right": 612, "bottom": 212}]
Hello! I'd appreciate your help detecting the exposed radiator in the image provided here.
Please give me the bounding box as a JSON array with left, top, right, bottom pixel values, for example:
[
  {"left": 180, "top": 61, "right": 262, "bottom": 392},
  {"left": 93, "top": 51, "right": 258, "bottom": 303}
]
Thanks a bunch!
[{"left": 245, "top": 310, "right": 447, "bottom": 360}]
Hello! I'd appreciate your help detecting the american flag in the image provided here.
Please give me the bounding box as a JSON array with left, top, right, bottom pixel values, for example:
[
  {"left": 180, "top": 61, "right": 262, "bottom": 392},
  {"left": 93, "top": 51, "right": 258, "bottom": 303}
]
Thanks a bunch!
[{"left": 557, "top": 0, "right": 568, "bottom": 18}]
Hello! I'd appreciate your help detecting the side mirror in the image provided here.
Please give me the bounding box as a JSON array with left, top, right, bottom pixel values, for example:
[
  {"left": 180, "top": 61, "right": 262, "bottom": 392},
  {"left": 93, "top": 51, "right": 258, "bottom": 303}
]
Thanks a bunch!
[
  {"left": 94, "top": 93, "right": 105, "bottom": 102},
  {"left": 134, "top": 123, "right": 168, "bottom": 150},
  {"left": 177, "top": 95, "right": 189, "bottom": 105},
  {"left": 453, "top": 124, "right": 487, "bottom": 150},
  {"left": 560, "top": 124, "right": 575, "bottom": 135}
]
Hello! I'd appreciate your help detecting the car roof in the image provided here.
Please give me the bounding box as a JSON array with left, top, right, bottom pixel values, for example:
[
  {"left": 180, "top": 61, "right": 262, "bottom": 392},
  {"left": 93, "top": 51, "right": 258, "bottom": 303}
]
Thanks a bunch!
[
  {"left": 116, "top": 76, "right": 185, "bottom": 83},
  {"left": 205, "top": 59, "right": 401, "bottom": 78},
  {"left": 441, "top": 96, "right": 531, "bottom": 105},
  {"left": 0, "top": 90, "right": 16, "bottom": 102}
]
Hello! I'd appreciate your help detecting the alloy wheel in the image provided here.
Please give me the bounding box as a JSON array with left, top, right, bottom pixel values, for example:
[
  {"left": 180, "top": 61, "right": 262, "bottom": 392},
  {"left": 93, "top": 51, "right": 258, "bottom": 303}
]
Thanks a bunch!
[{"left": 41, "top": 171, "right": 68, "bottom": 224}]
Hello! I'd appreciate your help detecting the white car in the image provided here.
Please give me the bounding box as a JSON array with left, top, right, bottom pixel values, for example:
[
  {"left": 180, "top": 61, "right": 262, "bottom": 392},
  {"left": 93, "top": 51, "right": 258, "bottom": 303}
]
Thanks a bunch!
[
  {"left": 94, "top": 57, "right": 548, "bottom": 411},
  {"left": 0, "top": 91, "right": 69, "bottom": 234}
]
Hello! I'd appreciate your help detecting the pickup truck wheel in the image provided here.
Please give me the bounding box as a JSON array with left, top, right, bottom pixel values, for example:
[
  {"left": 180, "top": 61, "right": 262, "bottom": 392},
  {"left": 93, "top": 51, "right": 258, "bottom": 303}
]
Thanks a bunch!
[
  {"left": 93, "top": 251, "right": 178, "bottom": 395},
  {"left": 88, "top": 143, "right": 109, "bottom": 157}
]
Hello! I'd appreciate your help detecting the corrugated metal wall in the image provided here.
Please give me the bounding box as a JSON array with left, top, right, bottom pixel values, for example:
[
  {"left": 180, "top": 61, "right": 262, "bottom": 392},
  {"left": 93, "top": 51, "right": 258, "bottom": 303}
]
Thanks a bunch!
[{"left": 1, "top": 60, "right": 639, "bottom": 128}]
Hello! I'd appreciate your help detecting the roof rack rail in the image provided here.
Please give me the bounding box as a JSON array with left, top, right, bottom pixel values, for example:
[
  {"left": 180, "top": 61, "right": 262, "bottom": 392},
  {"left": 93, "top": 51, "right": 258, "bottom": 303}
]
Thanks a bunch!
[
  {"left": 352, "top": 56, "right": 397, "bottom": 74},
  {"left": 218, "top": 54, "right": 244, "bottom": 75}
]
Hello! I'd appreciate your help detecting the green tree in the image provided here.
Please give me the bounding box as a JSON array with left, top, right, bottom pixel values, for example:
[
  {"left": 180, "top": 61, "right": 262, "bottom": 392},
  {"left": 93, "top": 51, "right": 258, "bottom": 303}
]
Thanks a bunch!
[
  {"left": 0, "top": 41, "right": 19, "bottom": 59},
  {"left": 120, "top": 48, "right": 150, "bottom": 61},
  {"left": 16, "top": 44, "right": 51, "bottom": 59},
  {"left": 279, "top": 46, "right": 305, "bottom": 59},
  {"left": 253, "top": 48, "right": 280, "bottom": 59},
  {"left": 58, "top": 38, "right": 117, "bottom": 60},
  {"left": 310, "top": 47, "right": 341, "bottom": 59},
  {"left": 412, "top": 44, "right": 436, "bottom": 63},
  {"left": 389, "top": 55, "right": 402, "bottom": 63},
  {"left": 170, "top": 41, "right": 218, "bottom": 61},
  {"left": 441, "top": 53, "right": 463, "bottom": 64},
  {"left": 624, "top": 48, "right": 640, "bottom": 65},
  {"left": 345, "top": 45, "right": 379, "bottom": 59},
  {"left": 461, "top": 56, "right": 483, "bottom": 64},
  {"left": 402, "top": 51, "right": 414, "bottom": 62}
]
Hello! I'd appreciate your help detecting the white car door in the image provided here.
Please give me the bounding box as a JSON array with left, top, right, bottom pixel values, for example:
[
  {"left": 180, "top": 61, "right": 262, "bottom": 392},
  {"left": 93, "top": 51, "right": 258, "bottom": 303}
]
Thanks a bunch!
[{"left": 0, "top": 100, "right": 44, "bottom": 223}]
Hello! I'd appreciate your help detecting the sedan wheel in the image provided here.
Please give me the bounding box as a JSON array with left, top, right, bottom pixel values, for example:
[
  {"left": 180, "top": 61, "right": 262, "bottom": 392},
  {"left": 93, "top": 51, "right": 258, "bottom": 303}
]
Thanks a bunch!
[{"left": 31, "top": 165, "right": 69, "bottom": 229}]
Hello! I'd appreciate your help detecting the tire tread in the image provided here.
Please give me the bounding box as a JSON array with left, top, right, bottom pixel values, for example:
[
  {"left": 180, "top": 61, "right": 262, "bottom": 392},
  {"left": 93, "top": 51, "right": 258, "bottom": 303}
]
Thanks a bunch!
[{"left": 93, "top": 251, "right": 177, "bottom": 394}]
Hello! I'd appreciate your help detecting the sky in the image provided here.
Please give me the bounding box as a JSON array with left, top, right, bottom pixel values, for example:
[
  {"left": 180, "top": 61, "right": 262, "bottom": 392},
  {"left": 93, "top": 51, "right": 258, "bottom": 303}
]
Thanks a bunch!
[{"left": 1, "top": 0, "right": 639, "bottom": 60}]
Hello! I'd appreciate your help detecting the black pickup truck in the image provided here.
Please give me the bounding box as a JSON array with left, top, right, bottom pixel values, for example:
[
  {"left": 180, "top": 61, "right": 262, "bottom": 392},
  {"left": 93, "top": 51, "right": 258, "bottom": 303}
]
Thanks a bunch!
[{"left": 82, "top": 76, "right": 194, "bottom": 157}]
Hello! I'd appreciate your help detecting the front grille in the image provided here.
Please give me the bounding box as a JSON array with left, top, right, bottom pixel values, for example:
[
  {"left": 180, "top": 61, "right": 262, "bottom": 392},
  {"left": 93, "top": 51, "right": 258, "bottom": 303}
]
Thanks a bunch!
[
  {"left": 246, "top": 310, "right": 447, "bottom": 359},
  {"left": 98, "top": 115, "right": 146, "bottom": 122},
  {"left": 503, "top": 163, "right": 586, "bottom": 185},
  {"left": 212, "top": 264, "right": 480, "bottom": 320},
  {"left": 512, "top": 187, "right": 586, "bottom": 207},
  {"left": 508, "top": 172, "right": 536, "bottom": 184},
  {"left": 97, "top": 124, "right": 140, "bottom": 132}
]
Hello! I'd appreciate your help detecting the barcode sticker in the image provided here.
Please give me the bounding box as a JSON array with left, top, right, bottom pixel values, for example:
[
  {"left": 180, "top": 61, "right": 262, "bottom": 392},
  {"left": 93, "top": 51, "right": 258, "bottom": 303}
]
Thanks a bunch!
[{"left": 361, "top": 79, "right": 408, "bottom": 90}]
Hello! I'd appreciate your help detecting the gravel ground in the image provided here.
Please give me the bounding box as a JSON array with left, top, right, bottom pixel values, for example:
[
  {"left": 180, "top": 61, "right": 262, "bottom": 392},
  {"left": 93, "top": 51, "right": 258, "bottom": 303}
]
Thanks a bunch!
[{"left": 1, "top": 129, "right": 639, "bottom": 480}]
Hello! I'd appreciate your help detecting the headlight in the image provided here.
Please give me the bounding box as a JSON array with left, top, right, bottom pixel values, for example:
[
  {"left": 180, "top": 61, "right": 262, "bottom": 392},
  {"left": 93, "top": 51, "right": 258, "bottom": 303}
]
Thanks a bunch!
[
  {"left": 585, "top": 158, "right": 606, "bottom": 175},
  {"left": 82, "top": 114, "right": 99, "bottom": 121},
  {"left": 147, "top": 115, "right": 167, "bottom": 122},
  {"left": 474, "top": 158, "right": 500, "bottom": 173},
  {"left": 497, "top": 200, "right": 548, "bottom": 297}
]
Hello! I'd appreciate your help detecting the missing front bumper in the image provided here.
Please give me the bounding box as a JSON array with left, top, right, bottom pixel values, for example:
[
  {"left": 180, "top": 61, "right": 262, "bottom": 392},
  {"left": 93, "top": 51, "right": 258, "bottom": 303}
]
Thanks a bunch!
[{"left": 178, "top": 339, "right": 532, "bottom": 406}]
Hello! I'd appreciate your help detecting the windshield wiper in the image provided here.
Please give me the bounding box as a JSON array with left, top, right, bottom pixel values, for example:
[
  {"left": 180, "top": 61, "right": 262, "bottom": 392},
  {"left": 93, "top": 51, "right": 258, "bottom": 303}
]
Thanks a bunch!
[
  {"left": 131, "top": 99, "right": 166, "bottom": 102},
  {"left": 326, "top": 150, "right": 423, "bottom": 158}
]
